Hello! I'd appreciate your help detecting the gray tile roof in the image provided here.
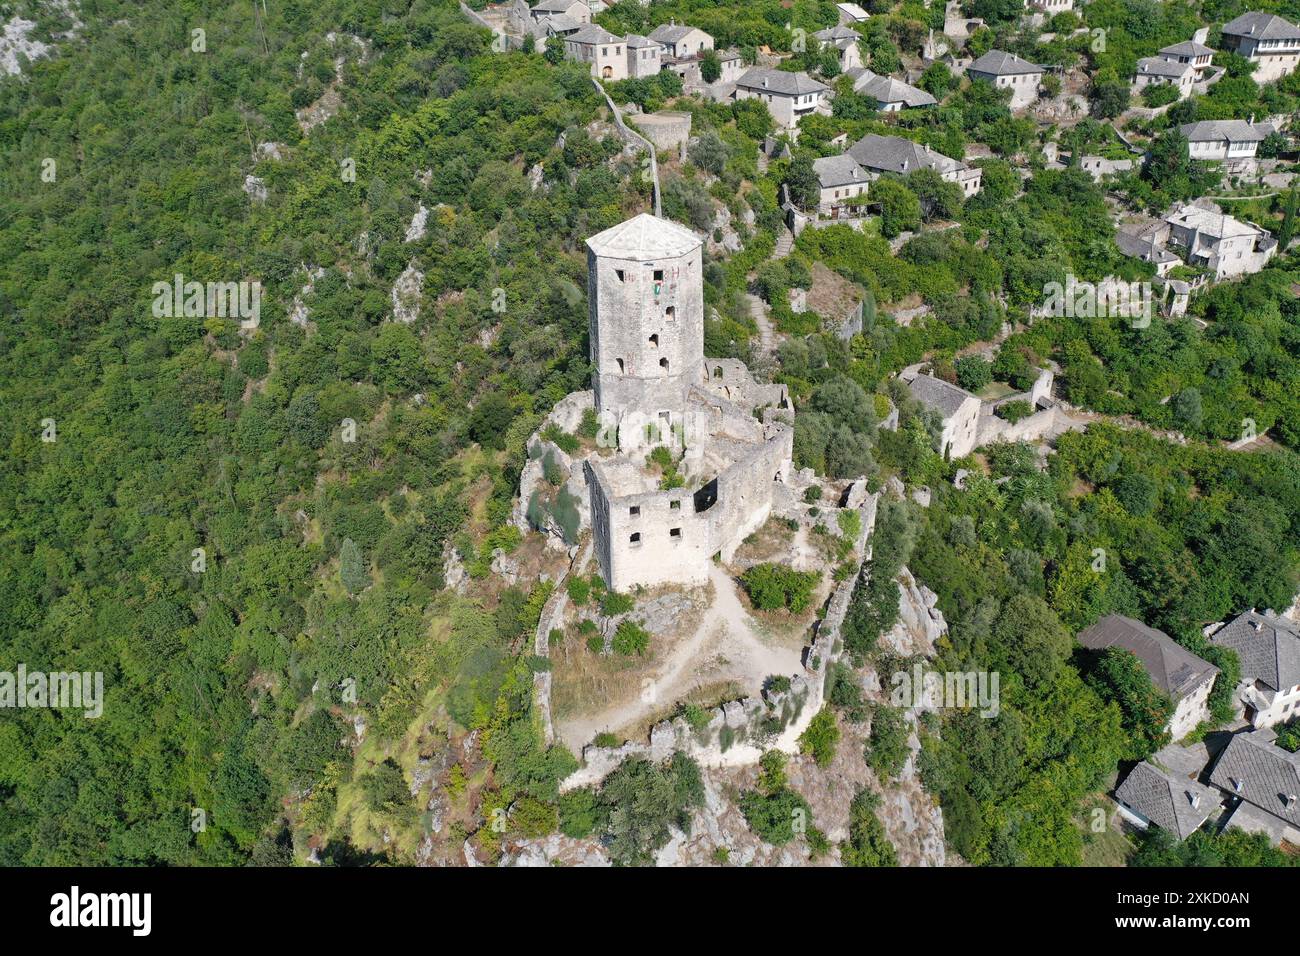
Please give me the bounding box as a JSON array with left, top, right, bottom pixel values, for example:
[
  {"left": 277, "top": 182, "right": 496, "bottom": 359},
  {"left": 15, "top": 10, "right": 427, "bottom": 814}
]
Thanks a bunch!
[
  {"left": 906, "top": 373, "right": 976, "bottom": 418},
  {"left": 1210, "top": 610, "right": 1300, "bottom": 695},
  {"left": 649, "top": 23, "right": 707, "bottom": 44},
  {"left": 624, "top": 33, "right": 659, "bottom": 48},
  {"left": 567, "top": 24, "right": 620, "bottom": 45},
  {"left": 533, "top": 0, "right": 584, "bottom": 10},
  {"left": 1178, "top": 120, "right": 1269, "bottom": 143},
  {"left": 586, "top": 212, "right": 702, "bottom": 259},
  {"left": 813, "top": 154, "right": 869, "bottom": 189},
  {"left": 846, "top": 69, "right": 937, "bottom": 106},
  {"left": 736, "top": 67, "right": 828, "bottom": 96},
  {"left": 1159, "top": 40, "right": 1214, "bottom": 57},
  {"left": 968, "top": 49, "right": 1043, "bottom": 76},
  {"left": 1076, "top": 615, "right": 1218, "bottom": 701},
  {"left": 1222, "top": 12, "right": 1300, "bottom": 41},
  {"left": 1116, "top": 757, "right": 1216, "bottom": 839},
  {"left": 1208, "top": 731, "right": 1300, "bottom": 829},
  {"left": 1136, "top": 56, "right": 1194, "bottom": 79},
  {"left": 847, "top": 133, "right": 963, "bottom": 176}
]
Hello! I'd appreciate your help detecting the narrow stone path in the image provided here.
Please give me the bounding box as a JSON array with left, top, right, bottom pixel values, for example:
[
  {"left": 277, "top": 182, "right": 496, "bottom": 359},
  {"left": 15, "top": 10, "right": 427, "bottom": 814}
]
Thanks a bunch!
[{"left": 746, "top": 292, "right": 776, "bottom": 357}]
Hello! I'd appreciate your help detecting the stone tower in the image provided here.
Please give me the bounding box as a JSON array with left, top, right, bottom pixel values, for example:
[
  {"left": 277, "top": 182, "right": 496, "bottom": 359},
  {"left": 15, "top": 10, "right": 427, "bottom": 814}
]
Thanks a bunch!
[{"left": 585, "top": 213, "right": 705, "bottom": 452}]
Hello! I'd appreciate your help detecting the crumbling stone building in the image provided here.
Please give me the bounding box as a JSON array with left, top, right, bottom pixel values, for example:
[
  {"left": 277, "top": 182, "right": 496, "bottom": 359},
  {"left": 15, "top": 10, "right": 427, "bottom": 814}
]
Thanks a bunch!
[{"left": 581, "top": 213, "right": 794, "bottom": 590}]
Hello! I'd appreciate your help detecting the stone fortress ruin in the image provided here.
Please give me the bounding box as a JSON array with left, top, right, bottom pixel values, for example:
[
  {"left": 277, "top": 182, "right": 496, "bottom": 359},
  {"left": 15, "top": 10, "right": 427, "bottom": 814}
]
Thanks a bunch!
[{"left": 580, "top": 213, "right": 795, "bottom": 590}]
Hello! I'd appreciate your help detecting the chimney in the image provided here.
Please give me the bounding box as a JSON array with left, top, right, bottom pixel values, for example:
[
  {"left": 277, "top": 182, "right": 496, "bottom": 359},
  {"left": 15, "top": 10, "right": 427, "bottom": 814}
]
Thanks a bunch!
[
  {"left": 1233, "top": 777, "right": 1244, "bottom": 793},
  {"left": 1187, "top": 791, "right": 1200, "bottom": 808},
  {"left": 1287, "top": 794, "right": 1298, "bottom": 809}
]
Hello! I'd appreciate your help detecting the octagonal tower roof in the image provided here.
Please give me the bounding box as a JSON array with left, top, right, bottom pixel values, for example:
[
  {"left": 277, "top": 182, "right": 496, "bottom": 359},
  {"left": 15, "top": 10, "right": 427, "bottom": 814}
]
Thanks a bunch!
[{"left": 585, "top": 212, "right": 702, "bottom": 260}]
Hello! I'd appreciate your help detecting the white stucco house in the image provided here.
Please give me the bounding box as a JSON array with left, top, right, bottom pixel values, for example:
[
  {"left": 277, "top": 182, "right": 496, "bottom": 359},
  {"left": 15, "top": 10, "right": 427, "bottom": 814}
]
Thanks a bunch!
[
  {"left": 812, "top": 25, "right": 863, "bottom": 71},
  {"left": 733, "top": 68, "right": 830, "bottom": 129},
  {"left": 1114, "top": 743, "right": 1218, "bottom": 840},
  {"left": 1209, "top": 730, "right": 1300, "bottom": 846},
  {"left": 1209, "top": 610, "right": 1300, "bottom": 729},
  {"left": 967, "top": 49, "right": 1044, "bottom": 109},
  {"left": 844, "top": 68, "right": 937, "bottom": 110},
  {"left": 1160, "top": 202, "right": 1277, "bottom": 281},
  {"left": 811, "top": 154, "right": 870, "bottom": 218},
  {"left": 1077, "top": 615, "right": 1219, "bottom": 742},
  {"left": 847, "top": 133, "right": 981, "bottom": 196},
  {"left": 1133, "top": 56, "right": 1197, "bottom": 99},
  {"left": 1178, "top": 119, "right": 1272, "bottom": 164},
  {"left": 1220, "top": 12, "right": 1300, "bottom": 83}
]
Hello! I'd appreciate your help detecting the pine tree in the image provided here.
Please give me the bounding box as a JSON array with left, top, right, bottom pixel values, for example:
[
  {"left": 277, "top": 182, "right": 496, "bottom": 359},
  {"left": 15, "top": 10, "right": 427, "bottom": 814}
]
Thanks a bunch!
[{"left": 340, "top": 538, "right": 369, "bottom": 595}]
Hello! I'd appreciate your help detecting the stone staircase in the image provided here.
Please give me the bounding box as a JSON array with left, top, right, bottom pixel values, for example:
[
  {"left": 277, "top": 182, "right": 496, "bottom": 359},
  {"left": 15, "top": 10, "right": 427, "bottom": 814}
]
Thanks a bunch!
[{"left": 773, "top": 227, "right": 794, "bottom": 259}]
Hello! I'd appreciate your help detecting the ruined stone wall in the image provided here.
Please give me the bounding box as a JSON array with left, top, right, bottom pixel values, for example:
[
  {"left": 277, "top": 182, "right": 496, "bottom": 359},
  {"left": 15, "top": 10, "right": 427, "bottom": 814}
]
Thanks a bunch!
[
  {"left": 586, "top": 459, "right": 712, "bottom": 591},
  {"left": 560, "top": 490, "right": 879, "bottom": 791},
  {"left": 710, "top": 428, "right": 793, "bottom": 562}
]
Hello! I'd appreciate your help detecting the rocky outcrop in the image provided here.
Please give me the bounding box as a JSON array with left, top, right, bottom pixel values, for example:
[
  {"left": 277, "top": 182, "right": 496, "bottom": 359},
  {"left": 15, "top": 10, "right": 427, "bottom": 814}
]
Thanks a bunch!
[{"left": 390, "top": 262, "right": 424, "bottom": 324}]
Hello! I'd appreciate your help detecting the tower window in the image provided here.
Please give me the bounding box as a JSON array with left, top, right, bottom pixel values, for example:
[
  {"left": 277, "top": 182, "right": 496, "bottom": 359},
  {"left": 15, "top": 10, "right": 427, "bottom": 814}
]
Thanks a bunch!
[
  {"left": 616, "top": 358, "right": 624, "bottom": 373},
  {"left": 665, "top": 306, "right": 675, "bottom": 321},
  {"left": 653, "top": 269, "right": 664, "bottom": 281},
  {"left": 669, "top": 527, "right": 681, "bottom": 539},
  {"left": 629, "top": 506, "right": 640, "bottom": 517},
  {"left": 670, "top": 500, "right": 681, "bottom": 510},
  {"left": 615, "top": 269, "right": 625, "bottom": 282},
  {"left": 629, "top": 532, "right": 642, "bottom": 546},
  {"left": 649, "top": 333, "right": 659, "bottom": 347},
  {"left": 660, "top": 358, "right": 670, "bottom": 372}
]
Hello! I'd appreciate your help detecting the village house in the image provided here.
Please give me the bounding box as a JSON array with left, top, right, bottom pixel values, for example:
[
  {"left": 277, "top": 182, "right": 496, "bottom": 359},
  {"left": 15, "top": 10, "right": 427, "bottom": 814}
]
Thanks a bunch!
[
  {"left": 901, "top": 373, "right": 982, "bottom": 459},
  {"left": 847, "top": 133, "right": 982, "bottom": 196},
  {"left": 733, "top": 68, "right": 830, "bottom": 130},
  {"left": 510, "top": 0, "right": 591, "bottom": 39},
  {"left": 565, "top": 25, "right": 628, "bottom": 80},
  {"left": 1219, "top": 12, "right": 1300, "bottom": 83},
  {"left": 1208, "top": 610, "right": 1300, "bottom": 729},
  {"left": 1026, "top": 0, "right": 1073, "bottom": 13},
  {"left": 1077, "top": 615, "right": 1219, "bottom": 742},
  {"left": 648, "top": 22, "right": 713, "bottom": 60},
  {"left": 1160, "top": 202, "right": 1277, "bottom": 280},
  {"left": 835, "top": 2, "right": 871, "bottom": 25},
  {"left": 811, "top": 154, "right": 870, "bottom": 218},
  {"left": 1157, "top": 38, "right": 1215, "bottom": 75},
  {"left": 1208, "top": 730, "right": 1300, "bottom": 846},
  {"left": 967, "top": 49, "right": 1044, "bottom": 109},
  {"left": 1178, "top": 119, "right": 1272, "bottom": 165},
  {"left": 812, "top": 25, "right": 864, "bottom": 71},
  {"left": 1114, "top": 742, "right": 1218, "bottom": 840},
  {"left": 844, "top": 68, "right": 937, "bottom": 110},
  {"left": 1132, "top": 56, "right": 1197, "bottom": 99},
  {"left": 623, "top": 34, "right": 662, "bottom": 79}
]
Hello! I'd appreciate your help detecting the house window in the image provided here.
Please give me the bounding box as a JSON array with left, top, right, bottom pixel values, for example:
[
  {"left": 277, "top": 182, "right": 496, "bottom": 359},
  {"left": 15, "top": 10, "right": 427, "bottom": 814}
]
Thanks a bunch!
[
  {"left": 669, "top": 527, "right": 682, "bottom": 538},
  {"left": 653, "top": 269, "right": 664, "bottom": 281},
  {"left": 665, "top": 306, "right": 675, "bottom": 320},
  {"left": 629, "top": 532, "right": 641, "bottom": 545},
  {"left": 615, "top": 269, "right": 625, "bottom": 282},
  {"left": 649, "top": 333, "right": 659, "bottom": 347},
  {"left": 629, "top": 506, "right": 640, "bottom": 517},
  {"left": 670, "top": 500, "right": 681, "bottom": 510},
  {"left": 713, "top": 366, "right": 723, "bottom": 378},
  {"left": 616, "top": 358, "right": 624, "bottom": 372},
  {"left": 660, "top": 357, "right": 670, "bottom": 372}
]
